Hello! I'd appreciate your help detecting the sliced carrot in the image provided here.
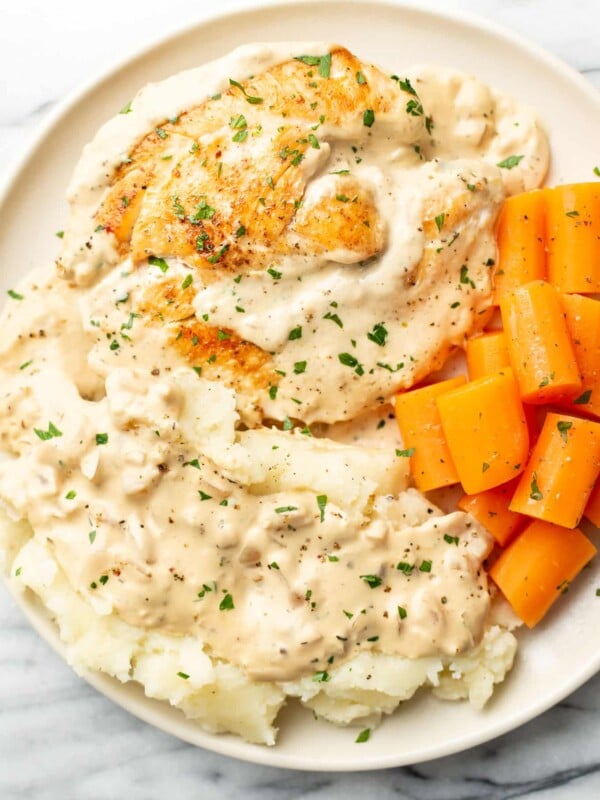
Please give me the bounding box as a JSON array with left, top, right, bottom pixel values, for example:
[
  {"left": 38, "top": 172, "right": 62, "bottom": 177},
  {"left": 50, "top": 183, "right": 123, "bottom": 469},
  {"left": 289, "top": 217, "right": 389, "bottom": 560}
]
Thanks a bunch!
[
  {"left": 393, "top": 377, "right": 465, "bottom": 492},
  {"left": 501, "top": 280, "right": 582, "bottom": 403},
  {"left": 458, "top": 477, "right": 526, "bottom": 546},
  {"left": 584, "top": 481, "right": 600, "bottom": 527},
  {"left": 510, "top": 412, "right": 600, "bottom": 528},
  {"left": 558, "top": 293, "right": 600, "bottom": 420},
  {"left": 489, "top": 519, "right": 597, "bottom": 627},
  {"left": 494, "top": 189, "right": 547, "bottom": 303},
  {"left": 466, "top": 331, "right": 510, "bottom": 381},
  {"left": 546, "top": 183, "right": 600, "bottom": 294},
  {"left": 436, "top": 368, "right": 529, "bottom": 494}
]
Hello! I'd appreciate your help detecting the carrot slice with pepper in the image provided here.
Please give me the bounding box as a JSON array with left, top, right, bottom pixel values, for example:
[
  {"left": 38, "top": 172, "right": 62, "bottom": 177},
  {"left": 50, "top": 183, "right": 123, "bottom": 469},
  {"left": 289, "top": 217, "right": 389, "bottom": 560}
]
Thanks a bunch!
[
  {"left": 546, "top": 182, "right": 600, "bottom": 294},
  {"left": 494, "top": 189, "right": 547, "bottom": 303},
  {"left": 436, "top": 368, "right": 529, "bottom": 494},
  {"left": 501, "top": 280, "right": 582, "bottom": 403},
  {"left": 489, "top": 519, "right": 597, "bottom": 627},
  {"left": 458, "top": 477, "right": 526, "bottom": 546},
  {"left": 393, "top": 376, "right": 465, "bottom": 492},
  {"left": 558, "top": 293, "right": 600, "bottom": 420},
  {"left": 466, "top": 331, "right": 510, "bottom": 381},
  {"left": 510, "top": 412, "right": 600, "bottom": 528}
]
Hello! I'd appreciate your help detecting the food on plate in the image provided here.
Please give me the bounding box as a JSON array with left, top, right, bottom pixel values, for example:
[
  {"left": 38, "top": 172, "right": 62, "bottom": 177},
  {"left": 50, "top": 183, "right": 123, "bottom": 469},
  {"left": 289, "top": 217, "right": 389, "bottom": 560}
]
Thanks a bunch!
[{"left": 2, "top": 41, "right": 594, "bottom": 747}]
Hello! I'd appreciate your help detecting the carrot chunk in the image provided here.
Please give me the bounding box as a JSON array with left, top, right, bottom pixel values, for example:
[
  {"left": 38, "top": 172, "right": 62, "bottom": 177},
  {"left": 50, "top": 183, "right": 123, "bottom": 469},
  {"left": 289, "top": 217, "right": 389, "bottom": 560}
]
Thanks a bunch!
[
  {"left": 558, "top": 293, "right": 600, "bottom": 419},
  {"left": 546, "top": 183, "right": 600, "bottom": 294},
  {"left": 489, "top": 519, "right": 597, "bottom": 627},
  {"left": 510, "top": 412, "right": 600, "bottom": 528},
  {"left": 501, "top": 280, "right": 582, "bottom": 403},
  {"left": 494, "top": 189, "right": 547, "bottom": 303},
  {"left": 584, "top": 481, "right": 600, "bottom": 527},
  {"left": 458, "top": 477, "right": 526, "bottom": 546},
  {"left": 393, "top": 377, "right": 465, "bottom": 492},
  {"left": 466, "top": 331, "right": 510, "bottom": 381},
  {"left": 436, "top": 368, "right": 529, "bottom": 494}
]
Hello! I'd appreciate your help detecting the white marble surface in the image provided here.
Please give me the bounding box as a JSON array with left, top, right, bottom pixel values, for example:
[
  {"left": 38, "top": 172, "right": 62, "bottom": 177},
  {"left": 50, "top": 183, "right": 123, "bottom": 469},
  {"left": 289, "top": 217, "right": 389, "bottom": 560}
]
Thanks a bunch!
[{"left": 1, "top": 0, "right": 599, "bottom": 797}]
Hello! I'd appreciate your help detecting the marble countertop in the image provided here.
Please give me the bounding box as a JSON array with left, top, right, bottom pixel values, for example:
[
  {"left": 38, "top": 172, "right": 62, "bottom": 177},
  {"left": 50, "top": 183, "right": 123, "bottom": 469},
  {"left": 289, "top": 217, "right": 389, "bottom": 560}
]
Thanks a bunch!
[{"left": 1, "top": 1, "right": 599, "bottom": 797}]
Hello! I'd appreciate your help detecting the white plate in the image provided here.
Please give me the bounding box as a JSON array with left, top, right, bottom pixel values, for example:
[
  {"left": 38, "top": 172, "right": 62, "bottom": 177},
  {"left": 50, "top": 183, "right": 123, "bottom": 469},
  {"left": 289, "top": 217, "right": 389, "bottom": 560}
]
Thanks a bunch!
[{"left": 1, "top": 0, "right": 599, "bottom": 772}]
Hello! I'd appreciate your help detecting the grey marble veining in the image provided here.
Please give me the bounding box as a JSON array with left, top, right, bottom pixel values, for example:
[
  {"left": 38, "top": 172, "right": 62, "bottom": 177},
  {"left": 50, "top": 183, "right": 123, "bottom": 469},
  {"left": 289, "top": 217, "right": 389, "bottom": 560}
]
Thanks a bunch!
[{"left": 1, "top": 1, "right": 600, "bottom": 798}]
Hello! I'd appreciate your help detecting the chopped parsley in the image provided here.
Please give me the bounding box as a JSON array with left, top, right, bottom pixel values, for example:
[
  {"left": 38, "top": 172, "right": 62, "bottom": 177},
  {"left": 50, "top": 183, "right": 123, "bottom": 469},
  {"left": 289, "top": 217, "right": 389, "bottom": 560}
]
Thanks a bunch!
[
  {"left": 219, "top": 593, "right": 235, "bottom": 610},
  {"left": 338, "top": 352, "right": 364, "bottom": 376},
  {"left": 88, "top": 530, "right": 96, "bottom": 544},
  {"left": 65, "top": 490, "right": 77, "bottom": 500},
  {"left": 181, "top": 274, "right": 193, "bottom": 290},
  {"left": 229, "top": 114, "right": 247, "bottom": 129},
  {"left": 275, "top": 506, "right": 298, "bottom": 514},
  {"left": 288, "top": 326, "right": 302, "bottom": 341},
  {"left": 293, "top": 360, "right": 307, "bottom": 374},
  {"left": 208, "top": 244, "right": 229, "bottom": 263},
  {"left": 444, "top": 534, "right": 459, "bottom": 545},
  {"left": 356, "top": 70, "right": 367, "bottom": 85},
  {"left": 460, "top": 265, "right": 475, "bottom": 288},
  {"left": 574, "top": 389, "right": 592, "bottom": 405},
  {"left": 434, "top": 213, "right": 445, "bottom": 232},
  {"left": 19, "top": 360, "right": 33, "bottom": 370},
  {"left": 397, "top": 605, "right": 407, "bottom": 620},
  {"left": 323, "top": 311, "right": 343, "bottom": 328},
  {"left": 55, "top": 230, "right": 64, "bottom": 238},
  {"left": 119, "top": 100, "right": 133, "bottom": 114},
  {"left": 232, "top": 129, "right": 248, "bottom": 143},
  {"left": 268, "top": 385, "right": 278, "bottom": 400},
  {"left": 497, "top": 154, "right": 524, "bottom": 170},
  {"left": 360, "top": 574, "right": 382, "bottom": 589},
  {"left": 367, "top": 322, "right": 388, "bottom": 346},
  {"left": 530, "top": 472, "right": 543, "bottom": 501},
  {"left": 294, "top": 53, "right": 332, "bottom": 78},
  {"left": 228, "top": 78, "right": 263, "bottom": 104},
  {"left": 177, "top": 672, "right": 190, "bottom": 680},
  {"left": 565, "top": 210, "right": 580, "bottom": 218},
  {"left": 172, "top": 195, "right": 186, "bottom": 220},
  {"left": 328, "top": 555, "right": 339, "bottom": 562},
  {"left": 316, "top": 494, "right": 327, "bottom": 523},
  {"left": 99, "top": 575, "right": 109, "bottom": 586},
  {"left": 154, "top": 127, "right": 168, "bottom": 140},
  {"left": 95, "top": 433, "right": 109, "bottom": 445},
  {"left": 7, "top": 289, "right": 24, "bottom": 300},
  {"left": 267, "top": 267, "right": 282, "bottom": 280},
  {"left": 235, "top": 225, "right": 246, "bottom": 238},
  {"left": 191, "top": 197, "right": 216, "bottom": 222},
  {"left": 312, "top": 670, "right": 331, "bottom": 682},
  {"left": 363, "top": 109, "right": 375, "bottom": 127},
  {"left": 355, "top": 728, "right": 371, "bottom": 743},
  {"left": 198, "top": 491, "right": 212, "bottom": 501},
  {"left": 396, "top": 562, "right": 414, "bottom": 575},
  {"left": 419, "top": 560, "right": 432, "bottom": 573},
  {"left": 396, "top": 448, "right": 415, "bottom": 458},
  {"left": 308, "top": 133, "right": 320, "bottom": 149},
  {"left": 34, "top": 422, "right": 63, "bottom": 441},
  {"left": 557, "top": 420, "right": 572, "bottom": 443},
  {"left": 148, "top": 255, "right": 169, "bottom": 272},
  {"left": 184, "top": 459, "right": 201, "bottom": 469}
]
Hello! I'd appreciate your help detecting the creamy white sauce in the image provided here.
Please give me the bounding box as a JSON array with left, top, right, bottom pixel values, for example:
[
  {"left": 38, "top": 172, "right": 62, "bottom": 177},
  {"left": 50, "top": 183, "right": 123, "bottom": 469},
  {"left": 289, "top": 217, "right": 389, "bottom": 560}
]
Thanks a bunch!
[{"left": 0, "top": 44, "right": 549, "bottom": 684}]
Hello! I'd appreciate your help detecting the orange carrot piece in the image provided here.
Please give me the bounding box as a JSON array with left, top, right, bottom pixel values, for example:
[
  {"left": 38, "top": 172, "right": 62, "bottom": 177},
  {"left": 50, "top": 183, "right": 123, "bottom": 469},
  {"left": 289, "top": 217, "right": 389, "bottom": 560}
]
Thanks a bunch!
[
  {"left": 494, "top": 190, "right": 547, "bottom": 303},
  {"left": 546, "top": 183, "right": 600, "bottom": 294},
  {"left": 584, "top": 481, "right": 600, "bottom": 527},
  {"left": 466, "top": 331, "right": 510, "bottom": 381},
  {"left": 558, "top": 293, "right": 600, "bottom": 419},
  {"left": 501, "top": 280, "right": 582, "bottom": 403},
  {"left": 436, "top": 368, "right": 529, "bottom": 494},
  {"left": 489, "top": 519, "right": 597, "bottom": 627},
  {"left": 458, "top": 477, "right": 526, "bottom": 546},
  {"left": 393, "top": 377, "right": 465, "bottom": 492},
  {"left": 510, "top": 412, "right": 600, "bottom": 528}
]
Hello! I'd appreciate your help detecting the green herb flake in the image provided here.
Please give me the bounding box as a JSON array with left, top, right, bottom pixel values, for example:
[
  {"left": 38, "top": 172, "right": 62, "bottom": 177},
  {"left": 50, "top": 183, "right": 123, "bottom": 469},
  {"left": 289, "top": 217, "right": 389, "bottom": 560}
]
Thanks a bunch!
[
  {"left": 444, "top": 534, "right": 459, "bottom": 546},
  {"left": 312, "top": 670, "right": 331, "bottom": 682},
  {"left": 294, "top": 53, "right": 332, "bottom": 78},
  {"left": 7, "top": 289, "right": 24, "bottom": 300},
  {"left": 317, "top": 494, "right": 328, "bottom": 523},
  {"left": 460, "top": 265, "right": 475, "bottom": 288},
  {"left": 565, "top": 210, "right": 580, "bottom": 218},
  {"left": 397, "top": 605, "right": 407, "bottom": 620},
  {"left": 530, "top": 472, "right": 543, "bottom": 501},
  {"left": 95, "top": 433, "right": 109, "bottom": 446},
  {"left": 275, "top": 506, "right": 298, "bottom": 514},
  {"left": 323, "top": 311, "right": 343, "bottom": 328},
  {"left": 232, "top": 129, "right": 248, "bottom": 143},
  {"left": 184, "top": 459, "right": 201, "bottom": 469},
  {"left": 34, "top": 422, "right": 63, "bottom": 441},
  {"left": 283, "top": 417, "right": 293, "bottom": 431},
  {"left": 99, "top": 575, "right": 109, "bottom": 586},
  {"left": 308, "top": 133, "right": 320, "bottom": 149},
  {"left": 15, "top": 567, "right": 22, "bottom": 577},
  {"left": 65, "top": 490, "right": 77, "bottom": 500},
  {"left": 355, "top": 728, "right": 371, "bottom": 743},
  {"left": 228, "top": 78, "right": 263, "bottom": 105},
  {"left": 119, "top": 100, "right": 133, "bottom": 114},
  {"left": 363, "top": 109, "right": 375, "bottom": 127},
  {"left": 367, "top": 322, "right": 388, "bottom": 346},
  {"left": 55, "top": 230, "right": 64, "bottom": 238},
  {"left": 396, "top": 562, "right": 414, "bottom": 575},
  {"left": 360, "top": 574, "right": 382, "bottom": 589},
  {"left": 356, "top": 70, "right": 367, "bottom": 85},
  {"left": 294, "top": 360, "right": 307, "bottom": 374},
  {"left": 208, "top": 244, "right": 229, "bottom": 264},
  {"left": 181, "top": 274, "right": 193, "bottom": 290},
  {"left": 434, "top": 213, "right": 445, "bottom": 232},
  {"left": 574, "top": 389, "right": 592, "bottom": 405},
  {"left": 268, "top": 561, "right": 280, "bottom": 570},
  {"left": 88, "top": 530, "right": 96, "bottom": 544},
  {"left": 229, "top": 114, "right": 247, "bottom": 129},
  {"left": 419, "top": 560, "right": 432, "bottom": 573},
  {"left": 395, "top": 448, "right": 415, "bottom": 458},
  {"left": 482, "top": 462, "right": 490, "bottom": 472},
  {"left": 288, "top": 325, "right": 302, "bottom": 341},
  {"left": 19, "top": 360, "right": 33, "bottom": 370},
  {"left": 219, "top": 593, "right": 235, "bottom": 610},
  {"left": 328, "top": 555, "right": 339, "bottom": 562},
  {"left": 497, "top": 154, "right": 524, "bottom": 170},
  {"left": 198, "top": 491, "right": 212, "bottom": 501},
  {"left": 268, "top": 385, "right": 278, "bottom": 400},
  {"left": 177, "top": 671, "right": 190, "bottom": 680},
  {"left": 148, "top": 255, "right": 169, "bottom": 272},
  {"left": 557, "top": 420, "right": 573, "bottom": 443},
  {"left": 267, "top": 267, "right": 282, "bottom": 280}
]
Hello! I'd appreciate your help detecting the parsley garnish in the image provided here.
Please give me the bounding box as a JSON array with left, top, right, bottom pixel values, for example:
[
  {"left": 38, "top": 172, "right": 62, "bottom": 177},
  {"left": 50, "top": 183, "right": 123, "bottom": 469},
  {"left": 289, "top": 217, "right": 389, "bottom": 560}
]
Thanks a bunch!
[
  {"left": 356, "top": 71, "right": 367, "bottom": 85},
  {"left": 530, "top": 472, "right": 543, "bottom": 501},
  {"left": 208, "top": 244, "right": 229, "bottom": 264},
  {"left": 316, "top": 494, "right": 327, "bottom": 523},
  {"left": 460, "top": 265, "right": 475, "bottom": 288},
  {"left": 275, "top": 506, "right": 298, "bottom": 514},
  {"left": 557, "top": 420, "right": 572, "bottom": 443},
  {"left": 397, "top": 605, "right": 407, "bottom": 619},
  {"left": 184, "top": 459, "right": 201, "bottom": 469},
  {"left": 34, "top": 422, "right": 63, "bottom": 441},
  {"left": 419, "top": 560, "right": 432, "bottom": 573},
  {"left": 363, "top": 109, "right": 375, "bottom": 127},
  {"left": 497, "top": 155, "right": 524, "bottom": 170},
  {"left": 294, "top": 53, "right": 332, "bottom": 78},
  {"left": 360, "top": 574, "right": 382, "bottom": 589},
  {"left": 267, "top": 267, "right": 282, "bottom": 280},
  {"left": 88, "top": 530, "right": 96, "bottom": 544},
  {"left": 148, "top": 255, "right": 169, "bottom": 272},
  {"left": 199, "top": 491, "right": 212, "bottom": 501},
  {"left": 312, "top": 670, "right": 331, "bottom": 682},
  {"left": 338, "top": 352, "right": 364, "bottom": 376},
  {"left": 65, "top": 490, "right": 77, "bottom": 500},
  {"left": 177, "top": 672, "right": 190, "bottom": 680},
  {"left": 219, "top": 593, "right": 235, "bottom": 610},
  {"left": 444, "top": 534, "right": 459, "bottom": 545},
  {"left": 396, "top": 562, "right": 414, "bottom": 575},
  {"left": 396, "top": 448, "right": 415, "bottom": 457},
  {"left": 367, "top": 322, "right": 388, "bottom": 346},
  {"left": 228, "top": 78, "right": 263, "bottom": 104},
  {"left": 434, "top": 213, "right": 445, "bottom": 232},
  {"left": 7, "top": 289, "right": 23, "bottom": 300},
  {"left": 288, "top": 326, "right": 302, "bottom": 340},
  {"left": 574, "top": 389, "right": 592, "bottom": 405},
  {"left": 323, "top": 311, "right": 343, "bottom": 328},
  {"left": 172, "top": 196, "right": 186, "bottom": 220},
  {"left": 181, "top": 274, "right": 193, "bottom": 290},
  {"left": 293, "top": 360, "right": 307, "bottom": 374},
  {"left": 119, "top": 100, "right": 133, "bottom": 114}
]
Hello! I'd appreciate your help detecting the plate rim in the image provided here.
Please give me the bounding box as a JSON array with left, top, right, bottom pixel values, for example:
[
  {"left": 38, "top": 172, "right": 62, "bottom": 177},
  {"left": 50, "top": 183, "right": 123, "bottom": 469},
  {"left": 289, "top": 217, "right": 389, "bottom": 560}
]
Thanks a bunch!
[{"left": 1, "top": 0, "right": 599, "bottom": 772}]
